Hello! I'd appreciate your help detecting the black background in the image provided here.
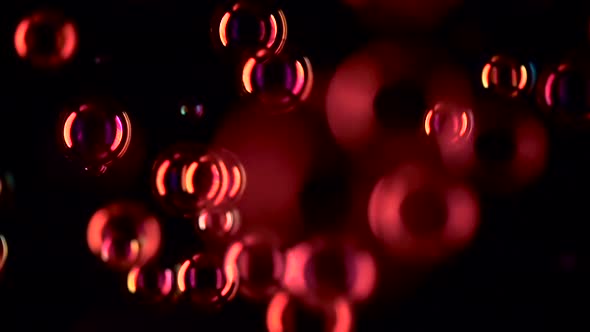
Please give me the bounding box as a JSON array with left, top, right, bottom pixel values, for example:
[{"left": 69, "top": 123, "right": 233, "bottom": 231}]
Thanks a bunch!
[{"left": 0, "top": 0, "right": 589, "bottom": 331}]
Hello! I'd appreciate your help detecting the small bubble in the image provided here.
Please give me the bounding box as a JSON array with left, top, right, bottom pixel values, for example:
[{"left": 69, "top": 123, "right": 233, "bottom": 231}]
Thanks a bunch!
[
  {"left": 175, "top": 253, "right": 239, "bottom": 308},
  {"left": 14, "top": 9, "right": 78, "bottom": 68},
  {"left": 225, "top": 232, "right": 285, "bottom": 301},
  {"left": 196, "top": 208, "right": 241, "bottom": 241},
  {"left": 87, "top": 202, "right": 161, "bottom": 270},
  {"left": 127, "top": 263, "right": 176, "bottom": 303},
  {"left": 539, "top": 61, "right": 590, "bottom": 120},
  {"left": 0, "top": 234, "right": 7, "bottom": 273},
  {"left": 481, "top": 55, "right": 535, "bottom": 97},
  {"left": 211, "top": 0, "right": 287, "bottom": 57},
  {"left": 58, "top": 98, "right": 132, "bottom": 175},
  {"left": 240, "top": 49, "right": 313, "bottom": 113},
  {"left": 424, "top": 102, "right": 474, "bottom": 146}
]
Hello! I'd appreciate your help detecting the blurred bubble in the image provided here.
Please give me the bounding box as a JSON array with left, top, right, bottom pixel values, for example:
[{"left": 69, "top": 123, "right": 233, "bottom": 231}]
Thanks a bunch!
[
  {"left": 481, "top": 55, "right": 536, "bottom": 97},
  {"left": 175, "top": 253, "right": 239, "bottom": 308},
  {"left": 14, "top": 9, "right": 77, "bottom": 68},
  {"left": 225, "top": 231, "right": 285, "bottom": 301},
  {"left": 127, "top": 263, "right": 175, "bottom": 303},
  {"left": 368, "top": 163, "right": 479, "bottom": 263},
  {"left": 0, "top": 171, "right": 15, "bottom": 207},
  {"left": 0, "top": 234, "right": 7, "bottom": 272},
  {"left": 211, "top": 0, "right": 287, "bottom": 57},
  {"left": 267, "top": 291, "right": 354, "bottom": 332},
  {"left": 87, "top": 202, "right": 161, "bottom": 270},
  {"left": 151, "top": 144, "right": 245, "bottom": 218},
  {"left": 58, "top": 98, "right": 132, "bottom": 175},
  {"left": 284, "top": 237, "right": 376, "bottom": 306},
  {"left": 179, "top": 102, "right": 205, "bottom": 120},
  {"left": 538, "top": 61, "right": 590, "bottom": 120},
  {"left": 241, "top": 49, "right": 313, "bottom": 113},
  {"left": 424, "top": 102, "right": 474, "bottom": 146},
  {"left": 196, "top": 208, "right": 241, "bottom": 241}
]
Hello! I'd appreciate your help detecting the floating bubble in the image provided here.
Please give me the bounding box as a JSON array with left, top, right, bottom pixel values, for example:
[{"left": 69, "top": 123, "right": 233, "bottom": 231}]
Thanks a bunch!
[
  {"left": 127, "top": 263, "right": 175, "bottom": 303},
  {"left": 87, "top": 202, "right": 161, "bottom": 270},
  {"left": 538, "top": 61, "right": 590, "bottom": 120},
  {"left": 179, "top": 101, "right": 205, "bottom": 121},
  {"left": 14, "top": 9, "right": 77, "bottom": 68},
  {"left": 196, "top": 208, "right": 241, "bottom": 241},
  {"left": 225, "top": 232, "right": 285, "bottom": 300},
  {"left": 58, "top": 98, "right": 132, "bottom": 175},
  {"left": 481, "top": 55, "right": 535, "bottom": 97},
  {"left": 214, "top": 148, "right": 247, "bottom": 204},
  {"left": 241, "top": 49, "right": 313, "bottom": 113},
  {"left": 284, "top": 237, "right": 376, "bottom": 306},
  {"left": 211, "top": 0, "right": 287, "bottom": 57},
  {"left": 152, "top": 144, "right": 245, "bottom": 218},
  {"left": 176, "top": 253, "right": 239, "bottom": 308},
  {"left": 368, "top": 163, "right": 479, "bottom": 263},
  {"left": 266, "top": 291, "right": 354, "bottom": 332},
  {"left": 424, "top": 102, "right": 474, "bottom": 146},
  {"left": 0, "top": 234, "right": 7, "bottom": 272}
]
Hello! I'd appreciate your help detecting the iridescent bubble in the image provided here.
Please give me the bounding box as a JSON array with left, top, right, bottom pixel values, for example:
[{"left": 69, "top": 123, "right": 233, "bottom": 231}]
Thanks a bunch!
[
  {"left": 241, "top": 49, "right": 313, "bottom": 113},
  {"left": 481, "top": 55, "right": 536, "bottom": 97},
  {"left": 214, "top": 148, "right": 247, "bottom": 205},
  {"left": 14, "top": 9, "right": 77, "bottom": 68},
  {"left": 127, "top": 263, "right": 175, "bottom": 303},
  {"left": 539, "top": 61, "right": 590, "bottom": 120},
  {"left": 87, "top": 202, "right": 161, "bottom": 270},
  {"left": 179, "top": 100, "right": 205, "bottom": 121},
  {"left": 176, "top": 253, "right": 239, "bottom": 308},
  {"left": 0, "top": 234, "right": 7, "bottom": 272},
  {"left": 225, "top": 232, "right": 285, "bottom": 300},
  {"left": 211, "top": 0, "right": 287, "bottom": 57},
  {"left": 266, "top": 291, "right": 354, "bottom": 332},
  {"left": 58, "top": 98, "right": 132, "bottom": 175},
  {"left": 424, "top": 102, "right": 474, "bottom": 146},
  {"left": 152, "top": 144, "right": 245, "bottom": 218},
  {"left": 196, "top": 208, "right": 241, "bottom": 241},
  {"left": 284, "top": 238, "right": 376, "bottom": 306}
]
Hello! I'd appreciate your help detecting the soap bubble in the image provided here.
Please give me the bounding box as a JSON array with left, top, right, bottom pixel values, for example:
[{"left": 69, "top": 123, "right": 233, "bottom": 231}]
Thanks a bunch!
[
  {"left": 538, "top": 61, "right": 590, "bottom": 121},
  {"left": 196, "top": 208, "right": 241, "bottom": 241},
  {"left": 225, "top": 232, "right": 285, "bottom": 300},
  {"left": 211, "top": 0, "right": 287, "bottom": 57},
  {"left": 240, "top": 49, "right": 313, "bottom": 113},
  {"left": 175, "top": 253, "right": 239, "bottom": 308},
  {"left": 58, "top": 98, "right": 132, "bottom": 175},
  {"left": 0, "top": 234, "right": 7, "bottom": 273},
  {"left": 14, "top": 9, "right": 77, "bottom": 68},
  {"left": 423, "top": 102, "right": 474, "bottom": 146},
  {"left": 127, "top": 263, "right": 175, "bottom": 303},
  {"left": 87, "top": 202, "right": 161, "bottom": 270},
  {"left": 481, "top": 55, "right": 536, "bottom": 98}
]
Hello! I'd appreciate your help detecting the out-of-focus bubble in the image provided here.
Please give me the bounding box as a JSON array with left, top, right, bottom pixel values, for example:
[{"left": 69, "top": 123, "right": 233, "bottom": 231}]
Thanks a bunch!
[
  {"left": 241, "top": 49, "right": 313, "bottom": 113},
  {"left": 127, "top": 263, "right": 175, "bottom": 303},
  {"left": 151, "top": 144, "right": 245, "bottom": 218},
  {"left": 179, "top": 102, "right": 205, "bottom": 120},
  {"left": 225, "top": 232, "right": 285, "bottom": 300},
  {"left": 423, "top": 102, "right": 474, "bottom": 146},
  {"left": 368, "top": 163, "right": 479, "bottom": 263},
  {"left": 0, "top": 234, "right": 7, "bottom": 272},
  {"left": 14, "top": 9, "right": 77, "bottom": 68},
  {"left": 267, "top": 291, "right": 354, "bottom": 332},
  {"left": 538, "top": 61, "right": 590, "bottom": 121},
  {"left": 481, "top": 55, "right": 536, "bottom": 97},
  {"left": 0, "top": 171, "right": 16, "bottom": 208},
  {"left": 58, "top": 99, "right": 132, "bottom": 175},
  {"left": 176, "top": 253, "right": 239, "bottom": 308},
  {"left": 211, "top": 0, "right": 287, "bottom": 57},
  {"left": 87, "top": 202, "right": 161, "bottom": 270},
  {"left": 195, "top": 208, "right": 241, "bottom": 241},
  {"left": 284, "top": 237, "right": 376, "bottom": 306}
]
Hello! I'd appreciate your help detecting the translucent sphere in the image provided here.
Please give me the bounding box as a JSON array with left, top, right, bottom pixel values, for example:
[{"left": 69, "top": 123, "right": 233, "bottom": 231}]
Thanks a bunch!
[
  {"left": 284, "top": 238, "right": 376, "bottom": 306},
  {"left": 211, "top": 0, "right": 287, "bottom": 57},
  {"left": 58, "top": 99, "right": 132, "bottom": 175},
  {"left": 0, "top": 234, "right": 7, "bottom": 272},
  {"left": 196, "top": 208, "right": 241, "bottom": 241},
  {"left": 176, "top": 253, "right": 239, "bottom": 308},
  {"left": 539, "top": 62, "right": 590, "bottom": 119},
  {"left": 152, "top": 144, "right": 245, "bottom": 218},
  {"left": 424, "top": 102, "right": 474, "bottom": 146},
  {"left": 241, "top": 49, "right": 314, "bottom": 113},
  {"left": 127, "top": 264, "right": 175, "bottom": 302},
  {"left": 225, "top": 232, "right": 285, "bottom": 300},
  {"left": 214, "top": 148, "right": 247, "bottom": 204},
  {"left": 266, "top": 291, "right": 354, "bottom": 332},
  {"left": 179, "top": 101, "right": 205, "bottom": 121},
  {"left": 87, "top": 202, "right": 161, "bottom": 270},
  {"left": 14, "top": 9, "right": 77, "bottom": 68},
  {"left": 481, "top": 55, "right": 535, "bottom": 97}
]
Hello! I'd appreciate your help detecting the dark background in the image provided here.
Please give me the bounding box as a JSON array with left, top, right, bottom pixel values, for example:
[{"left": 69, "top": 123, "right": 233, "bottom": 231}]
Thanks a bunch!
[{"left": 0, "top": 0, "right": 589, "bottom": 331}]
